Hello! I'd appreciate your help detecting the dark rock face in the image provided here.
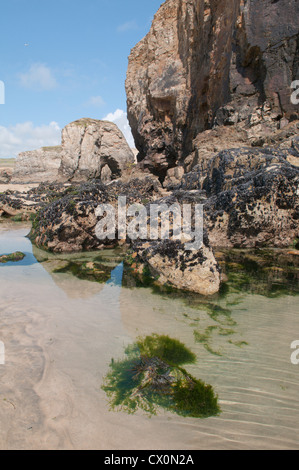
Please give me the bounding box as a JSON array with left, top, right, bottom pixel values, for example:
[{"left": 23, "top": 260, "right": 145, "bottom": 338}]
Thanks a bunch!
[
  {"left": 179, "top": 138, "right": 299, "bottom": 247},
  {"left": 232, "top": 0, "right": 299, "bottom": 118},
  {"left": 126, "top": 0, "right": 299, "bottom": 176},
  {"left": 28, "top": 178, "right": 162, "bottom": 253}
]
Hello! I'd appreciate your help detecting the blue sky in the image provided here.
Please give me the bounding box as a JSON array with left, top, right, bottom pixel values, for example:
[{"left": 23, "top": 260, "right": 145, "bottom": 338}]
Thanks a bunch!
[{"left": 0, "top": 0, "right": 163, "bottom": 157}]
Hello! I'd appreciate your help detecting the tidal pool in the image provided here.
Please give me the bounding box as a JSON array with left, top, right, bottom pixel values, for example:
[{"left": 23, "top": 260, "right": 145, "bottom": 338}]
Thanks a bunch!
[{"left": 0, "top": 222, "right": 299, "bottom": 450}]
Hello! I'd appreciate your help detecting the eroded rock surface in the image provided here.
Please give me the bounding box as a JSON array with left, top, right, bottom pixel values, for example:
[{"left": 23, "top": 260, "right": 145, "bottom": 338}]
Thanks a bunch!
[
  {"left": 28, "top": 177, "right": 162, "bottom": 252},
  {"left": 58, "top": 118, "right": 135, "bottom": 182},
  {"left": 179, "top": 139, "right": 299, "bottom": 248},
  {"left": 126, "top": 0, "right": 299, "bottom": 176},
  {"left": 11, "top": 147, "right": 62, "bottom": 183},
  {"left": 0, "top": 168, "right": 13, "bottom": 184},
  {"left": 127, "top": 239, "right": 221, "bottom": 296}
]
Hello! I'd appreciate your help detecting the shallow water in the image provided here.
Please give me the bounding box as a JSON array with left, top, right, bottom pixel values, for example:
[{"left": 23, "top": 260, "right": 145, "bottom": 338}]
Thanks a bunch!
[{"left": 0, "top": 222, "right": 299, "bottom": 450}]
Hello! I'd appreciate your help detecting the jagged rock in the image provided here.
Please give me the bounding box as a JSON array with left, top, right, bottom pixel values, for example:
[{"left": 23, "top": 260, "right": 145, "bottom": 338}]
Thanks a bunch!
[
  {"left": 0, "top": 168, "right": 13, "bottom": 184},
  {"left": 58, "top": 118, "right": 135, "bottom": 182},
  {"left": 163, "top": 166, "right": 185, "bottom": 190},
  {"left": 28, "top": 177, "right": 162, "bottom": 253},
  {"left": 27, "top": 177, "right": 221, "bottom": 295},
  {"left": 179, "top": 140, "right": 299, "bottom": 248},
  {"left": 127, "top": 239, "right": 221, "bottom": 296},
  {"left": 186, "top": 121, "right": 299, "bottom": 172},
  {"left": 0, "top": 203, "right": 19, "bottom": 217},
  {"left": 0, "top": 252, "right": 25, "bottom": 263},
  {"left": 11, "top": 146, "right": 62, "bottom": 183},
  {"left": 126, "top": 0, "right": 299, "bottom": 177}
]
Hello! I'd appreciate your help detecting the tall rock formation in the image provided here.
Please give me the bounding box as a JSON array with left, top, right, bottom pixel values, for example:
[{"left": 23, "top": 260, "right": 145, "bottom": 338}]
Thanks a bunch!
[
  {"left": 58, "top": 118, "right": 135, "bottom": 182},
  {"left": 126, "top": 0, "right": 299, "bottom": 177}
]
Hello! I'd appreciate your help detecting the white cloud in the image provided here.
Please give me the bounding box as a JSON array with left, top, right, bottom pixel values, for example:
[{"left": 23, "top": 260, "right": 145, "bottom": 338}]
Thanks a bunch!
[
  {"left": 0, "top": 121, "right": 61, "bottom": 158},
  {"left": 19, "top": 63, "right": 58, "bottom": 91},
  {"left": 85, "top": 95, "right": 105, "bottom": 107},
  {"left": 103, "top": 109, "right": 135, "bottom": 148}
]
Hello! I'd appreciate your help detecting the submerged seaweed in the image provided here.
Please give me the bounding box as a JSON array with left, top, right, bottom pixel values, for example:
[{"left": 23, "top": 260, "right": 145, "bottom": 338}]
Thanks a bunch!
[
  {"left": 0, "top": 251, "right": 25, "bottom": 263},
  {"left": 53, "top": 260, "right": 113, "bottom": 284},
  {"left": 102, "top": 334, "right": 220, "bottom": 418}
]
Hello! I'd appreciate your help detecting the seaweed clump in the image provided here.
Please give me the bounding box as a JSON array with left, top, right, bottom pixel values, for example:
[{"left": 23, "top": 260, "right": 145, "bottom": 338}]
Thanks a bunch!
[
  {"left": 53, "top": 260, "right": 113, "bottom": 284},
  {"left": 0, "top": 252, "right": 25, "bottom": 263},
  {"left": 102, "top": 334, "right": 220, "bottom": 418}
]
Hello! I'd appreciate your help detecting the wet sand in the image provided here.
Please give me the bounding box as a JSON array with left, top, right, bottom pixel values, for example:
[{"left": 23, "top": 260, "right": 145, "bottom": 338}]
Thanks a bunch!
[
  {"left": 0, "top": 224, "right": 299, "bottom": 450},
  {"left": 0, "top": 183, "right": 39, "bottom": 193}
]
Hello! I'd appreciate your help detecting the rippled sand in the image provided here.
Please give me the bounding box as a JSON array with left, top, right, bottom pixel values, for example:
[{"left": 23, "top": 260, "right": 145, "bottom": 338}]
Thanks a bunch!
[{"left": 0, "top": 224, "right": 299, "bottom": 450}]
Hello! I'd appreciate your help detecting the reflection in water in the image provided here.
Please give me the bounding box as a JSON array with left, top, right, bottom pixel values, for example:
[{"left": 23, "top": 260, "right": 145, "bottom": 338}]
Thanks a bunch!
[
  {"left": 31, "top": 244, "right": 125, "bottom": 300},
  {"left": 106, "top": 263, "right": 124, "bottom": 287},
  {"left": 0, "top": 252, "right": 37, "bottom": 267},
  {"left": 1, "top": 223, "right": 299, "bottom": 450}
]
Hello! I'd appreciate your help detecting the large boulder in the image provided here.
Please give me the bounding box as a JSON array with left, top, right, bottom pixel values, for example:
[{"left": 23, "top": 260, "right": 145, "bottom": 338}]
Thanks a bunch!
[
  {"left": 28, "top": 177, "right": 162, "bottom": 253},
  {"left": 11, "top": 146, "right": 62, "bottom": 183},
  {"left": 126, "top": 239, "right": 221, "bottom": 296},
  {"left": 58, "top": 118, "right": 135, "bottom": 182},
  {"left": 126, "top": 0, "right": 299, "bottom": 177}
]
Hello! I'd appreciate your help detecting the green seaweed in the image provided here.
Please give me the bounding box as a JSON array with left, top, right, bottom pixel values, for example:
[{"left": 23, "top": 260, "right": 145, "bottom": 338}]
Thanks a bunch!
[
  {"left": 194, "top": 327, "right": 221, "bottom": 356},
  {"left": 0, "top": 251, "right": 25, "bottom": 263},
  {"left": 136, "top": 334, "right": 196, "bottom": 366},
  {"left": 193, "top": 325, "right": 237, "bottom": 357},
  {"left": 220, "top": 249, "right": 299, "bottom": 298},
  {"left": 53, "top": 260, "right": 113, "bottom": 283},
  {"left": 102, "top": 334, "right": 220, "bottom": 418},
  {"left": 172, "top": 373, "right": 220, "bottom": 418},
  {"left": 228, "top": 340, "right": 249, "bottom": 348}
]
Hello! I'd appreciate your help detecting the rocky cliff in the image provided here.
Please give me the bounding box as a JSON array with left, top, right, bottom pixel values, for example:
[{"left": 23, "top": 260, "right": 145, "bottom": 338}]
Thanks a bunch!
[{"left": 126, "top": 0, "right": 299, "bottom": 177}]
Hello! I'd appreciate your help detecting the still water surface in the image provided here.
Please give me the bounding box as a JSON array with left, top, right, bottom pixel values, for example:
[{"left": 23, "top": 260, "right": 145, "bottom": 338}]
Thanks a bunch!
[{"left": 0, "top": 222, "right": 298, "bottom": 450}]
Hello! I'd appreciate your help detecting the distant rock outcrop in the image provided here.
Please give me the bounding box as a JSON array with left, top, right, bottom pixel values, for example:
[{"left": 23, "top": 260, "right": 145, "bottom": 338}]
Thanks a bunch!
[
  {"left": 0, "top": 168, "right": 13, "bottom": 184},
  {"left": 11, "top": 118, "right": 135, "bottom": 184},
  {"left": 12, "top": 146, "right": 62, "bottom": 183},
  {"left": 58, "top": 118, "right": 135, "bottom": 182},
  {"left": 126, "top": 0, "right": 299, "bottom": 177}
]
